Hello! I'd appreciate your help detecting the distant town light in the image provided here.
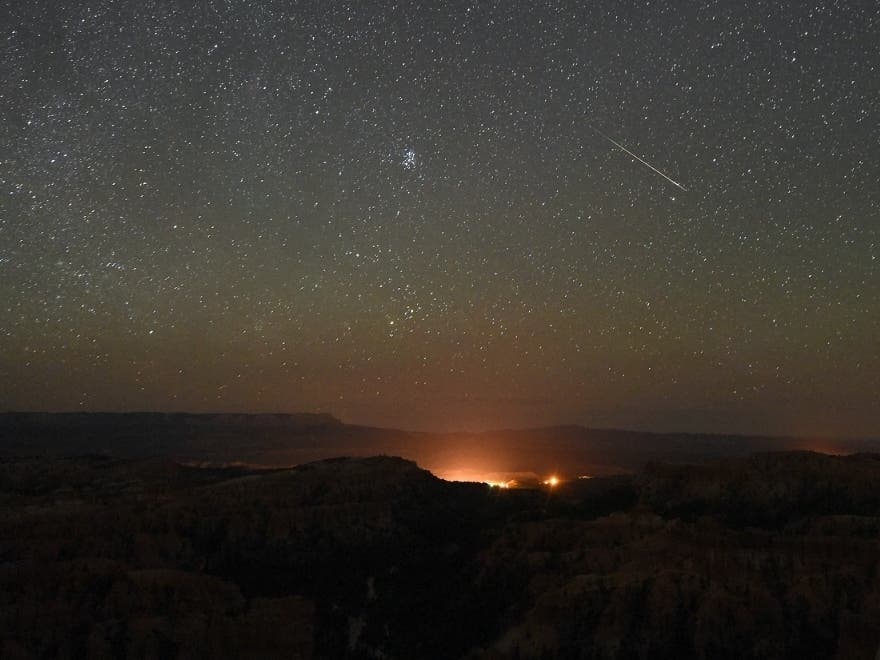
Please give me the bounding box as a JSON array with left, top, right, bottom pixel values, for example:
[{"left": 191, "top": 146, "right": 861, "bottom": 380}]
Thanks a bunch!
[{"left": 543, "top": 476, "right": 560, "bottom": 487}]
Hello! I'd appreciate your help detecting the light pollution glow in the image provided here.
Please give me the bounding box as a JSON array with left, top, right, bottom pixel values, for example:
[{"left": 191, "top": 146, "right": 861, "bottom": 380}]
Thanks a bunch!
[{"left": 437, "top": 467, "right": 562, "bottom": 489}]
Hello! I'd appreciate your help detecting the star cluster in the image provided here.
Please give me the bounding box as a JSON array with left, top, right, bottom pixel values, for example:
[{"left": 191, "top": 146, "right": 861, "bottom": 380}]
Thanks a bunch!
[{"left": 1, "top": 0, "right": 878, "bottom": 436}]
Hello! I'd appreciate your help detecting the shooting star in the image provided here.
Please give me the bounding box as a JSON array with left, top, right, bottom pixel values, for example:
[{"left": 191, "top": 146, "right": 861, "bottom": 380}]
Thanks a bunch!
[{"left": 591, "top": 126, "right": 688, "bottom": 192}]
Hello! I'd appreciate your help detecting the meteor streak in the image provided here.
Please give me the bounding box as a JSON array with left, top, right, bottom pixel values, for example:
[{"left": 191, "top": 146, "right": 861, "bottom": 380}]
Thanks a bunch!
[{"left": 592, "top": 127, "right": 688, "bottom": 191}]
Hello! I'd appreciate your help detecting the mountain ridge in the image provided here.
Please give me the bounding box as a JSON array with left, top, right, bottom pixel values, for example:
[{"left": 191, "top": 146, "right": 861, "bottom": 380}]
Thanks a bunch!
[{"left": 2, "top": 412, "right": 878, "bottom": 480}]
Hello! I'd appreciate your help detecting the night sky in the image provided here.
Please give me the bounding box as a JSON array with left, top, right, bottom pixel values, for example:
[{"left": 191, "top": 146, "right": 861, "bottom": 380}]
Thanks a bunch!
[{"left": 1, "top": 0, "right": 878, "bottom": 437}]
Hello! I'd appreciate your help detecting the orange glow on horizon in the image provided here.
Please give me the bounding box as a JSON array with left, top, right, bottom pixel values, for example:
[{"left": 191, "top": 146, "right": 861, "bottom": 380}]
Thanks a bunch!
[
  {"left": 485, "top": 480, "right": 514, "bottom": 489},
  {"left": 432, "top": 466, "right": 559, "bottom": 490}
]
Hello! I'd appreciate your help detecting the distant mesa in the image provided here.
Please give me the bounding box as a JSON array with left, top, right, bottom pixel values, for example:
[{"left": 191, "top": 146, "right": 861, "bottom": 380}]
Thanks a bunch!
[{"left": 1, "top": 412, "right": 877, "bottom": 479}]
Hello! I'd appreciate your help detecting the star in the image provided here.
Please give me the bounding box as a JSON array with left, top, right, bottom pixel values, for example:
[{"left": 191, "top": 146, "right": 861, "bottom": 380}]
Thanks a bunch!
[{"left": 402, "top": 147, "right": 417, "bottom": 171}]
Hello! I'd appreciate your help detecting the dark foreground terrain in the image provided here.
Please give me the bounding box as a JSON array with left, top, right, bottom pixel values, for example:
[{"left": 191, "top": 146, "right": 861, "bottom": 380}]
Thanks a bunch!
[{"left": 2, "top": 450, "right": 880, "bottom": 659}]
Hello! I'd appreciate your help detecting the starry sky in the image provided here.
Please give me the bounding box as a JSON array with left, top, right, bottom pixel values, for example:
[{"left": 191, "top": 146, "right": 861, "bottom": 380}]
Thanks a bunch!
[{"left": 1, "top": 0, "right": 878, "bottom": 437}]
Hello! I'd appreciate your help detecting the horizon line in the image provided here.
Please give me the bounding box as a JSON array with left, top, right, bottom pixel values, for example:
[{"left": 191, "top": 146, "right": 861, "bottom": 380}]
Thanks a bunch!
[{"left": 1, "top": 409, "right": 877, "bottom": 443}]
